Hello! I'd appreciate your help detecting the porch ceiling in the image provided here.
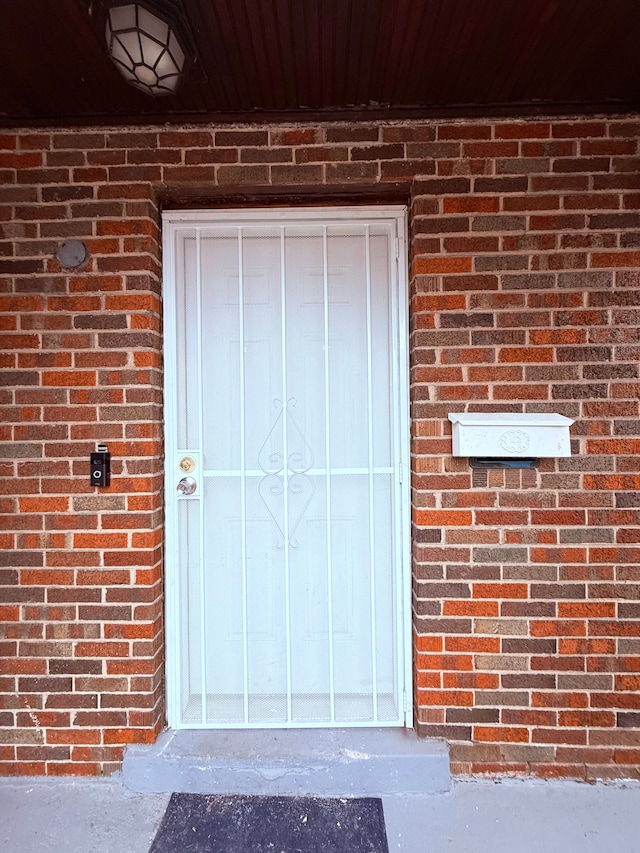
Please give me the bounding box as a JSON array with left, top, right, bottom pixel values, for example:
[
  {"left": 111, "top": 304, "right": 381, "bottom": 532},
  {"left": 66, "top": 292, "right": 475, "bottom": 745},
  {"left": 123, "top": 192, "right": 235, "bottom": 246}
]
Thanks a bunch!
[{"left": 2, "top": 0, "right": 639, "bottom": 128}]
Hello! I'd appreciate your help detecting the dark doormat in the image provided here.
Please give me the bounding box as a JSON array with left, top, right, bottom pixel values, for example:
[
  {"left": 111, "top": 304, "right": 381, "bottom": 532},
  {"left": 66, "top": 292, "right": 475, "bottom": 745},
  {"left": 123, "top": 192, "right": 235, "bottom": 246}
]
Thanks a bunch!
[{"left": 149, "top": 793, "right": 389, "bottom": 853}]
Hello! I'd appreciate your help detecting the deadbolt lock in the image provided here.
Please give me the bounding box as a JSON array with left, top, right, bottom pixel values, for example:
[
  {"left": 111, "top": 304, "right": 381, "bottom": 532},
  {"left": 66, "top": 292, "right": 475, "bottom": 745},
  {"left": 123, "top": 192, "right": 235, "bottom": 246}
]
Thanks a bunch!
[{"left": 179, "top": 456, "right": 196, "bottom": 473}]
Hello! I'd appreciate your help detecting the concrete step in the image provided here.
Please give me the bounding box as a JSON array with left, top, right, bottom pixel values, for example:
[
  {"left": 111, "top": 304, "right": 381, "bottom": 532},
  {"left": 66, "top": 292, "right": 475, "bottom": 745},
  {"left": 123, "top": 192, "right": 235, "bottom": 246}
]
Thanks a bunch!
[{"left": 122, "top": 728, "right": 450, "bottom": 797}]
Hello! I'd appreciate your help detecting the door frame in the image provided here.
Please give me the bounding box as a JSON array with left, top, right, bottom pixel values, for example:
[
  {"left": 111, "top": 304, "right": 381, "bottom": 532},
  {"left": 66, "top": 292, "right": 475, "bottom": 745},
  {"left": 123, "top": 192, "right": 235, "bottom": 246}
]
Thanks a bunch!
[{"left": 161, "top": 205, "right": 412, "bottom": 728}]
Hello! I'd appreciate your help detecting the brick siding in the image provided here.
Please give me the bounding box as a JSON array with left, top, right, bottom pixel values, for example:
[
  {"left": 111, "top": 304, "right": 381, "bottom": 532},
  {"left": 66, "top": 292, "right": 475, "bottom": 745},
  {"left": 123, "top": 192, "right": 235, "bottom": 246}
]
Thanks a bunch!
[{"left": 0, "top": 116, "right": 638, "bottom": 778}]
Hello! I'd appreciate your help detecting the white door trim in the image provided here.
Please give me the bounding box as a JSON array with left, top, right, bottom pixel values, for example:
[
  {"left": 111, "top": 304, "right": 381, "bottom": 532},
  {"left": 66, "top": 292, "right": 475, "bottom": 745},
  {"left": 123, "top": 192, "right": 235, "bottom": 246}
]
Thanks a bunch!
[{"left": 162, "top": 205, "right": 412, "bottom": 728}]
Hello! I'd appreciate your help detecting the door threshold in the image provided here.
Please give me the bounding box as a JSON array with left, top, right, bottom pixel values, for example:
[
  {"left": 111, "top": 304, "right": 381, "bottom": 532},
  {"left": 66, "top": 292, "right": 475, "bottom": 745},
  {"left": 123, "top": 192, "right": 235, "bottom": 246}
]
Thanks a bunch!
[{"left": 122, "top": 727, "right": 450, "bottom": 797}]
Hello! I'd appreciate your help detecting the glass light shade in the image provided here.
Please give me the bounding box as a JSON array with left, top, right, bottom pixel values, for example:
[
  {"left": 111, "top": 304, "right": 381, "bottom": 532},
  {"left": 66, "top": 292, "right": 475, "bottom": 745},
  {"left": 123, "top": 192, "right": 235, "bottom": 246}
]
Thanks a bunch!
[{"left": 105, "top": 3, "right": 186, "bottom": 96}]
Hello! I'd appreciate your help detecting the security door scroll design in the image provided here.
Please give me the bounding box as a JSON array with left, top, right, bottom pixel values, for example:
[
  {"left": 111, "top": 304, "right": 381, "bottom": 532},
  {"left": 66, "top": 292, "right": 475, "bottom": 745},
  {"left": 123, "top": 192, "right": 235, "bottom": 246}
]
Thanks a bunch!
[{"left": 258, "top": 397, "right": 315, "bottom": 550}]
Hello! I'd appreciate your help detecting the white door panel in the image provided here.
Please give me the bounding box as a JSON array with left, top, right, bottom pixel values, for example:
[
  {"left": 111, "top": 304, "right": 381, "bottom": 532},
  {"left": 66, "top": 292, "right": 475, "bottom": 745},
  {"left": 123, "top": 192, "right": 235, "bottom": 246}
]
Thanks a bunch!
[{"left": 164, "top": 208, "right": 410, "bottom": 728}]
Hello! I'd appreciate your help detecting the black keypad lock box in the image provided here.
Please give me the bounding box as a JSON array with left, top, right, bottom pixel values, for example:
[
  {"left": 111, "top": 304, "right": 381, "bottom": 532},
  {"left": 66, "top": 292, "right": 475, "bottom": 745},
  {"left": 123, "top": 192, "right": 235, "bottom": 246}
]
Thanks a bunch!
[{"left": 90, "top": 444, "right": 111, "bottom": 487}]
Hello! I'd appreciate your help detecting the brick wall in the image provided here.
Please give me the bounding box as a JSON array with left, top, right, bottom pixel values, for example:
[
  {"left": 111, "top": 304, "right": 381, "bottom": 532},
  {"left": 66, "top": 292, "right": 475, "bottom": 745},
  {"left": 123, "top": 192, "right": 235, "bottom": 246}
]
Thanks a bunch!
[
  {"left": 0, "top": 130, "right": 164, "bottom": 775},
  {"left": 0, "top": 116, "right": 638, "bottom": 777},
  {"left": 407, "top": 119, "right": 640, "bottom": 779}
]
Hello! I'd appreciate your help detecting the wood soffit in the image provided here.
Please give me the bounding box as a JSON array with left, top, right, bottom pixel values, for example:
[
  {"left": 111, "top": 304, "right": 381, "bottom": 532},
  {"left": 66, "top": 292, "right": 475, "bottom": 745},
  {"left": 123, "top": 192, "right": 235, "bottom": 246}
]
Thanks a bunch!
[{"left": 1, "top": 0, "right": 639, "bottom": 128}]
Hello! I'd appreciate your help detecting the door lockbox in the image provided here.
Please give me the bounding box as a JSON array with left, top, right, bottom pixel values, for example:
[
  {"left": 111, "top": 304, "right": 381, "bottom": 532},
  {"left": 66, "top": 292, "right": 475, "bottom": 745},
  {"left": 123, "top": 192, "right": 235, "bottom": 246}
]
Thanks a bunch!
[{"left": 90, "top": 444, "right": 111, "bottom": 487}]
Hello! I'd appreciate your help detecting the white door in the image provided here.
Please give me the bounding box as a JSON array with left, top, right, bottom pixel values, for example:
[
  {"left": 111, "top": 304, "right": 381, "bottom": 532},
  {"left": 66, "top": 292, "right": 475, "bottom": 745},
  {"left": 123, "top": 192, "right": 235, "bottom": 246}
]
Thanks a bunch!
[{"left": 163, "top": 207, "right": 410, "bottom": 728}]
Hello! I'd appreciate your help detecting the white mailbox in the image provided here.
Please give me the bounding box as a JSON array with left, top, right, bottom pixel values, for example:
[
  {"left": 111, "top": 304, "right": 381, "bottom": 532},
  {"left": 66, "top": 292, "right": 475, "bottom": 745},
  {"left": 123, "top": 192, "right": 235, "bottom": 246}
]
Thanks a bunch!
[{"left": 448, "top": 412, "right": 574, "bottom": 458}]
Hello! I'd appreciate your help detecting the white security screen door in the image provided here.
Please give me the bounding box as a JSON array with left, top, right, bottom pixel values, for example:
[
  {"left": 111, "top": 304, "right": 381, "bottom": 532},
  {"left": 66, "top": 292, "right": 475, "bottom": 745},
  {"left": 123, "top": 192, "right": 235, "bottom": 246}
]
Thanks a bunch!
[{"left": 163, "top": 207, "right": 410, "bottom": 728}]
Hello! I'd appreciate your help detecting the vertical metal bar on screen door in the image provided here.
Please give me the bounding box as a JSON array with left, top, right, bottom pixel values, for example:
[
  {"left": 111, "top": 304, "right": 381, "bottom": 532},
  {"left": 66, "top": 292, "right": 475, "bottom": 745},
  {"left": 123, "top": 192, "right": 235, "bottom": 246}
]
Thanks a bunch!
[
  {"left": 364, "top": 226, "right": 379, "bottom": 721},
  {"left": 391, "top": 221, "right": 408, "bottom": 723},
  {"left": 237, "top": 228, "right": 250, "bottom": 724},
  {"left": 195, "top": 229, "right": 207, "bottom": 724},
  {"left": 280, "top": 228, "right": 293, "bottom": 721},
  {"left": 322, "top": 227, "right": 336, "bottom": 721}
]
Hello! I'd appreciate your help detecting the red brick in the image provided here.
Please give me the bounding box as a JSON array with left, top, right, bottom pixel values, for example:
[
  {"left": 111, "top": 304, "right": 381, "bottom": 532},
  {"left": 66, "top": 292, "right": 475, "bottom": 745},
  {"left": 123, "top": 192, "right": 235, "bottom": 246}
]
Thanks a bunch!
[
  {"left": 498, "top": 347, "right": 554, "bottom": 363},
  {"left": 531, "top": 621, "right": 586, "bottom": 638},
  {"left": 417, "top": 654, "right": 473, "bottom": 672},
  {"left": 558, "top": 603, "right": 616, "bottom": 619},
  {"left": 559, "top": 639, "right": 616, "bottom": 655},
  {"left": 495, "top": 123, "right": 551, "bottom": 139},
  {"left": 472, "top": 584, "right": 529, "bottom": 599},
  {"left": 443, "top": 601, "right": 499, "bottom": 617},
  {"left": 413, "top": 256, "right": 473, "bottom": 275},
  {"left": 614, "top": 749, "right": 640, "bottom": 765},
  {"left": 592, "top": 251, "right": 640, "bottom": 268},
  {"left": 420, "top": 690, "right": 475, "bottom": 706},
  {"left": 474, "top": 727, "right": 529, "bottom": 742},
  {"left": 47, "top": 730, "right": 101, "bottom": 745},
  {"left": 415, "top": 636, "right": 443, "bottom": 653},
  {"left": 446, "top": 637, "right": 500, "bottom": 653},
  {"left": 442, "top": 196, "right": 499, "bottom": 214},
  {"left": 558, "top": 711, "right": 615, "bottom": 727},
  {"left": 414, "top": 510, "right": 473, "bottom": 526},
  {"left": 551, "top": 122, "right": 607, "bottom": 139},
  {"left": 74, "top": 642, "right": 130, "bottom": 659}
]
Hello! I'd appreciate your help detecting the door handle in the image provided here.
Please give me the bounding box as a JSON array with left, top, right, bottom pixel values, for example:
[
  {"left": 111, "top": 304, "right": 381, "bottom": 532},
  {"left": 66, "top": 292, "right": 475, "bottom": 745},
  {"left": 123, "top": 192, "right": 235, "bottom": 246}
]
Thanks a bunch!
[{"left": 177, "top": 476, "right": 197, "bottom": 496}]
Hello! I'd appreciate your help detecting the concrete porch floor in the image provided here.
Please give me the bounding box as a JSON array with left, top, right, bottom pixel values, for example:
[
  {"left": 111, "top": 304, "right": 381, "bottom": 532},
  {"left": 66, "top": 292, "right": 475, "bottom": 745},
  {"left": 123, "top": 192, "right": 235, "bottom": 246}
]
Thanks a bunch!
[{"left": 1, "top": 774, "right": 639, "bottom": 852}]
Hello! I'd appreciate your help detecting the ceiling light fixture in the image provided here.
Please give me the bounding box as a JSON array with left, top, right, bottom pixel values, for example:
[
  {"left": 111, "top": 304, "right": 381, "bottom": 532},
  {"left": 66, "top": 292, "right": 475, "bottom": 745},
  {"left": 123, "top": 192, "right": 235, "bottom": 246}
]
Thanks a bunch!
[{"left": 103, "top": 2, "right": 188, "bottom": 96}]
